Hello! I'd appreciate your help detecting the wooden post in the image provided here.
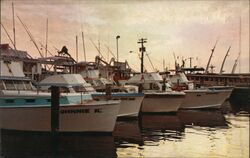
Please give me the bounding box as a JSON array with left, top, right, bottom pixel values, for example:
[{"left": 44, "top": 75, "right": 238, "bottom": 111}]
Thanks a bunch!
[
  {"left": 51, "top": 86, "right": 60, "bottom": 134},
  {"left": 105, "top": 84, "right": 112, "bottom": 100}
]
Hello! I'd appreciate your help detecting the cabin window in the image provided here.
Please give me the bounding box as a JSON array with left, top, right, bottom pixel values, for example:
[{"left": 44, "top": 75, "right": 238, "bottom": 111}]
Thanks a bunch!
[
  {"left": 128, "top": 98, "right": 135, "bottom": 100},
  {"left": 4, "top": 80, "right": 16, "bottom": 90},
  {"left": 46, "top": 99, "right": 51, "bottom": 103},
  {"left": 25, "top": 99, "right": 35, "bottom": 103},
  {"left": 5, "top": 99, "right": 14, "bottom": 103},
  {"left": 205, "top": 78, "right": 208, "bottom": 81},
  {"left": 24, "top": 81, "right": 33, "bottom": 90},
  {"left": 14, "top": 80, "right": 25, "bottom": 90},
  {"left": 84, "top": 109, "right": 90, "bottom": 113},
  {"left": 94, "top": 108, "right": 102, "bottom": 113},
  {"left": 0, "top": 80, "right": 5, "bottom": 90}
]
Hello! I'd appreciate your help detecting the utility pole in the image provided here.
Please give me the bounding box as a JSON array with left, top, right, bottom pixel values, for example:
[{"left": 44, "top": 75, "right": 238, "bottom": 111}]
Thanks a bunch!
[{"left": 138, "top": 38, "right": 147, "bottom": 73}]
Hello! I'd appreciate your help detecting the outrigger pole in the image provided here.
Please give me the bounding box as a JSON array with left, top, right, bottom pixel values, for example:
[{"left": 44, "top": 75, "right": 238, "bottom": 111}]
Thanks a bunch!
[
  {"left": 205, "top": 39, "right": 219, "bottom": 74},
  {"left": 219, "top": 45, "right": 231, "bottom": 74}
]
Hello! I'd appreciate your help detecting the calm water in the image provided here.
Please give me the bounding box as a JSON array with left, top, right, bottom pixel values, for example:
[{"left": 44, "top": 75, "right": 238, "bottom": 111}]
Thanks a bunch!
[{"left": 0, "top": 103, "right": 249, "bottom": 158}]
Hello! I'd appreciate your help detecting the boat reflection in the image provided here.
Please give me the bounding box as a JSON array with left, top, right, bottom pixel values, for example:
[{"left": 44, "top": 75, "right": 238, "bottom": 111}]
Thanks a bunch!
[
  {"left": 139, "top": 114, "right": 185, "bottom": 142},
  {"left": 0, "top": 130, "right": 116, "bottom": 158},
  {"left": 177, "top": 110, "right": 228, "bottom": 128},
  {"left": 113, "top": 120, "right": 143, "bottom": 146}
]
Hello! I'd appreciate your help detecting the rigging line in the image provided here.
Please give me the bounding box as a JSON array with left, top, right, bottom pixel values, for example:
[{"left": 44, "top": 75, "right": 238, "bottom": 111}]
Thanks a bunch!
[
  {"left": 38, "top": 41, "right": 53, "bottom": 56},
  {"left": 146, "top": 53, "right": 155, "bottom": 71},
  {"left": 87, "top": 36, "right": 106, "bottom": 61},
  {"left": 0, "top": 23, "right": 16, "bottom": 49},
  {"left": 17, "top": 15, "right": 44, "bottom": 58},
  {"left": 104, "top": 44, "right": 116, "bottom": 59}
]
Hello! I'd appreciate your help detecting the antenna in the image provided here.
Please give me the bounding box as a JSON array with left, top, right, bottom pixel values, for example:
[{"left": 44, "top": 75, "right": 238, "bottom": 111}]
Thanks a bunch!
[
  {"left": 12, "top": 2, "right": 16, "bottom": 50},
  {"left": 205, "top": 39, "right": 219, "bottom": 74},
  {"left": 45, "top": 18, "right": 48, "bottom": 58},
  {"left": 219, "top": 45, "right": 231, "bottom": 74}
]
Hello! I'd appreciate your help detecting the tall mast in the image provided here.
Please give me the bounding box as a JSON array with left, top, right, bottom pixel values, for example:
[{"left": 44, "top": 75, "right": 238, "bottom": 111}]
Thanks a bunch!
[
  {"left": 81, "top": 31, "right": 86, "bottom": 62},
  {"left": 12, "top": 2, "right": 16, "bottom": 50},
  {"left": 138, "top": 38, "right": 147, "bottom": 73},
  {"left": 239, "top": 16, "right": 241, "bottom": 73},
  {"left": 219, "top": 46, "right": 231, "bottom": 74},
  {"left": 45, "top": 18, "right": 48, "bottom": 58},
  {"left": 76, "top": 35, "right": 78, "bottom": 62},
  {"left": 205, "top": 39, "right": 218, "bottom": 74}
]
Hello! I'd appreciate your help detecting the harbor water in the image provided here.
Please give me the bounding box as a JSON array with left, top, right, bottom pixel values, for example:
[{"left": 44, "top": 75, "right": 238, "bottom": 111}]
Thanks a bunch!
[{"left": 0, "top": 102, "right": 249, "bottom": 158}]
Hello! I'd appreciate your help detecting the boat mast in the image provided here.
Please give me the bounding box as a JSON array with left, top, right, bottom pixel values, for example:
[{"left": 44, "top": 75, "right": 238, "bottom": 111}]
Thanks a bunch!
[
  {"left": 76, "top": 35, "right": 78, "bottom": 62},
  {"left": 81, "top": 31, "right": 86, "bottom": 62},
  {"left": 205, "top": 39, "right": 218, "bottom": 74},
  {"left": 239, "top": 16, "right": 241, "bottom": 73},
  {"left": 12, "top": 2, "right": 16, "bottom": 50},
  {"left": 219, "top": 46, "right": 231, "bottom": 74}
]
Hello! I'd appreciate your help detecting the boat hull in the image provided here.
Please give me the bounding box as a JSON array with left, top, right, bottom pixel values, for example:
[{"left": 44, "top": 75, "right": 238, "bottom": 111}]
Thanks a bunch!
[
  {"left": 141, "top": 93, "right": 185, "bottom": 113},
  {"left": 0, "top": 101, "right": 120, "bottom": 133},
  {"left": 92, "top": 93, "right": 144, "bottom": 117},
  {"left": 180, "top": 89, "right": 232, "bottom": 109}
]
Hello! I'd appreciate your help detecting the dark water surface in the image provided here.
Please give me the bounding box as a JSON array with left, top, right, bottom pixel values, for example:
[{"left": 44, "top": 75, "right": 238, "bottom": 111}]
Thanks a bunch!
[{"left": 0, "top": 102, "right": 249, "bottom": 158}]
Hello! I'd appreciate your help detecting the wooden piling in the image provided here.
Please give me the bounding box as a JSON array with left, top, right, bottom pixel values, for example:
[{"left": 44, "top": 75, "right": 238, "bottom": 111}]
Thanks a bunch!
[{"left": 51, "top": 86, "right": 60, "bottom": 134}]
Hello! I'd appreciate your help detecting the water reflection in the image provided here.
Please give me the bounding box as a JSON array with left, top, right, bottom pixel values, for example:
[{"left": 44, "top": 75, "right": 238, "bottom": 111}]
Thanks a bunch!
[
  {"left": 113, "top": 120, "right": 143, "bottom": 146},
  {"left": 139, "top": 114, "right": 185, "bottom": 143},
  {"left": 177, "top": 110, "right": 228, "bottom": 128},
  {"left": 0, "top": 130, "right": 116, "bottom": 158}
]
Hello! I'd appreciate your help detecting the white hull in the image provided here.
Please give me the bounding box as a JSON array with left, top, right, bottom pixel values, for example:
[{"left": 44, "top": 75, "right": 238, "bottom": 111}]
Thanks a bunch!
[
  {"left": 181, "top": 89, "right": 232, "bottom": 109},
  {"left": 141, "top": 92, "right": 185, "bottom": 113},
  {"left": 118, "top": 96, "right": 144, "bottom": 117},
  {"left": 92, "top": 94, "right": 144, "bottom": 117},
  {"left": 0, "top": 101, "right": 120, "bottom": 133}
]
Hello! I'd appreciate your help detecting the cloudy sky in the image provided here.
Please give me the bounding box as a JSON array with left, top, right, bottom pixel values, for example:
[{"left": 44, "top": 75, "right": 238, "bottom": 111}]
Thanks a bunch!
[{"left": 1, "top": 0, "right": 249, "bottom": 73}]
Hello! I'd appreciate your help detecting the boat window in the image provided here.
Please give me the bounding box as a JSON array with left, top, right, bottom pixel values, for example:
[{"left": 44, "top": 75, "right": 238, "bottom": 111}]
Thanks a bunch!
[
  {"left": 94, "top": 108, "right": 102, "bottom": 113},
  {"left": 25, "top": 99, "right": 35, "bottom": 103},
  {"left": 5, "top": 99, "right": 14, "bottom": 103},
  {"left": 46, "top": 99, "right": 51, "bottom": 103},
  {"left": 0, "top": 80, "right": 5, "bottom": 90},
  {"left": 14, "top": 80, "right": 26, "bottom": 90},
  {"left": 24, "top": 81, "right": 33, "bottom": 90},
  {"left": 4, "top": 80, "right": 16, "bottom": 90},
  {"left": 60, "top": 87, "right": 70, "bottom": 93}
]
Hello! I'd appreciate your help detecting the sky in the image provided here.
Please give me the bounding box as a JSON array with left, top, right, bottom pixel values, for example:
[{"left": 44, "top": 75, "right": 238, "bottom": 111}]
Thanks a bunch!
[{"left": 1, "top": 0, "right": 249, "bottom": 73}]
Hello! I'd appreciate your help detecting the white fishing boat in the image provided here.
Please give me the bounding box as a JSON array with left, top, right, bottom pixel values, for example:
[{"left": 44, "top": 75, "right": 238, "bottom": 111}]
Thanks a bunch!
[
  {"left": 169, "top": 72, "right": 233, "bottom": 109},
  {"left": 81, "top": 71, "right": 144, "bottom": 117},
  {"left": 124, "top": 72, "right": 185, "bottom": 113},
  {"left": 0, "top": 59, "right": 120, "bottom": 133}
]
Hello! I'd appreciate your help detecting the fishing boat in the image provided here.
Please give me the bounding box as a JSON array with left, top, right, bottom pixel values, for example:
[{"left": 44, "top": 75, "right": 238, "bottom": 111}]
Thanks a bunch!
[
  {"left": 124, "top": 72, "right": 185, "bottom": 113},
  {"left": 85, "top": 76, "right": 144, "bottom": 117},
  {"left": 0, "top": 59, "right": 120, "bottom": 133},
  {"left": 169, "top": 72, "right": 233, "bottom": 109}
]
